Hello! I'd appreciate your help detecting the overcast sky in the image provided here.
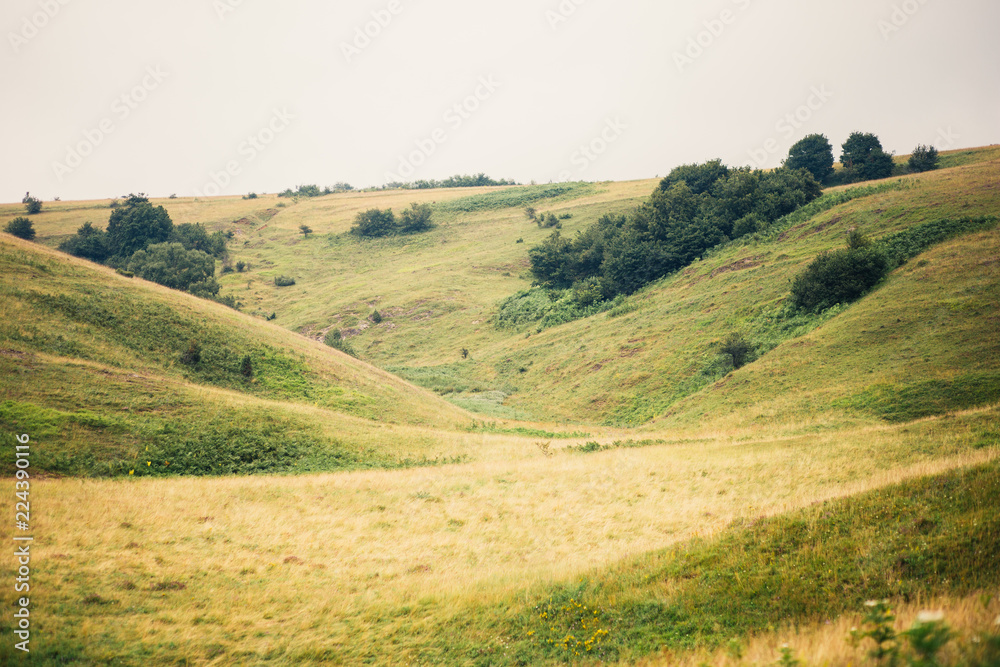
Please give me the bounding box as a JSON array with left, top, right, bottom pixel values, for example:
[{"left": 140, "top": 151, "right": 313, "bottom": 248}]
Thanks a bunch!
[{"left": 1, "top": 0, "right": 997, "bottom": 202}]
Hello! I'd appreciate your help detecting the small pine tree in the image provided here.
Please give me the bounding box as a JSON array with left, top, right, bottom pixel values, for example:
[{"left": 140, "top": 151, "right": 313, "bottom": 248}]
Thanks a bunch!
[
  {"left": 371, "top": 310, "right": 383, "bottom": 324},
  {"left": 4, "top": 217, "right": 36, "bottom": 241},
  {"left": 240, "top": 355, "right": 253, "bottom": 378}
]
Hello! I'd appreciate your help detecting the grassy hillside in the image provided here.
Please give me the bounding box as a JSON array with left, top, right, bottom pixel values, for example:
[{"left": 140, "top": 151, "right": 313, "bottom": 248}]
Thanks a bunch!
[
  {"left": 2, "top": 146, "right": 999, "bottom": 665},
  {"left": 0, "top": 236, "right": 489, "bottom": 476}
]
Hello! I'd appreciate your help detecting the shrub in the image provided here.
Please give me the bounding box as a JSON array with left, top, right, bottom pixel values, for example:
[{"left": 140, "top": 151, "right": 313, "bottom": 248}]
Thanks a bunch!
[
  {"left": 398, "top": 203, "right": 433, "bottom": 233},
  {"left": 371, "top": 310, "right": 383, "bottom": 324},
  {"left": 127, "top": 243, "right": 216, "bottom": 292},
  {"left": 22, "top": 192, "right": 42, "bottom": 215},
  {"left": 59, "top": 221, "right": 109, "bottom": 261},
  {"left": 274, "top": 276, "right": 296, "bottom": 287},
  {"left": 243, "top": 192, "right": 258, "bottom": 200},
  {"left": 719, "top": 333, "right": 753, "bottom": 369},
  {"left": 180, "top": 340, "right": 202, "bottom": 365},
  {"left": 323, "top": 329, "right": 357, "bottom": 357},
  {"left": 908, "top": 144, "right": 940, "bottom": 173},
  {"left": 171, "top": 223, "right": 228, "bottom": 258},
  {"left": 524, "top": 206, "right": 537, "bottom": 220},
  {"left": 351, "top": 208, "right": 397, "bottom": 238},
  {"left": 299, "top": 224, "right": 313, "bottom": 238},
  {"left": 240, "top": 355, "right": 253, "bottom": 379},
  {"left": 236, "top": 261, "right": 247, "bottom": 273},
  {"left": 790, "top": 244, "right": 889, "bottom": 312},
  {"left": 4, "top": 217, "right": 36, "bottom": 240}
]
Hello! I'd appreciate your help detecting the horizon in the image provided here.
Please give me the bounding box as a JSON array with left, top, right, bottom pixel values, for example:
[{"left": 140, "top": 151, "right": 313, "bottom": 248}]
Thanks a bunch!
[{"left": 1, "top": 0, "right": 998, "bottom": 202}]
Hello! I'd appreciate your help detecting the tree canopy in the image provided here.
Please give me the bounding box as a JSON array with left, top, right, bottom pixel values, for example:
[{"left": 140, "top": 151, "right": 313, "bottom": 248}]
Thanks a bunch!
[
  {"left": 106, "top": 194, "right": 173, "bottom": 259},
  {"left": 785, "top": 134, "right": 835, "bottom": 182}
]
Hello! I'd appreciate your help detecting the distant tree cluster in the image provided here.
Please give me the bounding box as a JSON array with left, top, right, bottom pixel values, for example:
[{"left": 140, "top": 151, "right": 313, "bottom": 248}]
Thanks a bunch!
[
  {"left": 350, "top": 203, "right": 434, "bottom": 238},
  {"left": 278, "top": 183, "right": 354, "bottom": 198},
  {"left": 381, "top": 173, "right": 518, "bottom": 190},
  {"left": 22, "top": 192, "right": 42, "bottom": 215},
  {"left": 56, "top": 194, "right": 238, "bottom": 308},
  {"left": 528, "top": 160, "right": 822, "bottom": 300},
  {"left": 785, "top": 132, "right": 940, "bottom": 186}
]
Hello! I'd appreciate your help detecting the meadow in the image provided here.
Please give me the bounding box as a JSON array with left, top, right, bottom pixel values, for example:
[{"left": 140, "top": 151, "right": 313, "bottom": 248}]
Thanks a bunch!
[{"left": 1, "top": 146, "right": 999, "bottom": 664}]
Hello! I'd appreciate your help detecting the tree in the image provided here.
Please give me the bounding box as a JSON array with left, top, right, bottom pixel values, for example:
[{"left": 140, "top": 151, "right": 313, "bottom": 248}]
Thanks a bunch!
[
  {"left": 399, "top": 203, "right": 433, "bottom": 233},
  {"left": 172, "top": 223, "right": 228, "bottom": 257},
  {"left": 840, "top": 132, "right": 895, "bottom": 182},
  {"left": 908, "top": 144, "right": 939, "bottom": 173},
  {"left": 790, "top": 240, "right": 889, "bottom": 312},
  {"left": 4, "top": 217, "right": 36, "bottom": 240},
  {"left": 785, "top": 134, "right": 835, "bottom": 182},
  {"left": 106, "top": 194, "right": 173, "bottom": 259},
  {"left": 22, "top": 192, "right": 42, "bottom": 215},
  {"left": 350, "top": 208, "right": 397, "bottom": 238},
  {"left": 59, "top": 221, "right": 109, "bottom": 261},
  {"left": 126, "top": 242, "right": 216, "bottom": 292},
  {"left": 299, "top": 224, "right": 313, "bottom": 238}
]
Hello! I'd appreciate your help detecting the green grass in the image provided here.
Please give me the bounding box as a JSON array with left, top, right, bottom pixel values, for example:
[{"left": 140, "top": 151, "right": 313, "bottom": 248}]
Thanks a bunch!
[
  {"left": 837, "top": 371, "right": 1000, "bottom": 423},
  {"left": 372, "top": 459, "right": 1000, "bottom": 665},
  {"left": 436, "top": 182, "right": 596, "bottom": 213}
]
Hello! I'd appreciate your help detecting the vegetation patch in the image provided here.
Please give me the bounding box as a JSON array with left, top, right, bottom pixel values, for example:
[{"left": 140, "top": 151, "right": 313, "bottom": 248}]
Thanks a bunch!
[
  {"left": 437, "top": 183, "right": 594, "bottom": 213},
  {"left": 837, "top": 372, "right": 1000, "bottom": 422}
]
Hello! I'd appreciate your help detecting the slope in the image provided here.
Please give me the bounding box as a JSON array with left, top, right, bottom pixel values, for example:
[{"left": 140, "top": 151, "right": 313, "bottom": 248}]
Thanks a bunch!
[{"left": 0, "top": 235, "right": 475, "bottom": 476}]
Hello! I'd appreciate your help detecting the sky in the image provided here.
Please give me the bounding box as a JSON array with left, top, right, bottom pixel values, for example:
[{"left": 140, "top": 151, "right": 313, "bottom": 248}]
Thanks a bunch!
[{"left": 1, "top": 0, "right": 997, "bottom": 203}]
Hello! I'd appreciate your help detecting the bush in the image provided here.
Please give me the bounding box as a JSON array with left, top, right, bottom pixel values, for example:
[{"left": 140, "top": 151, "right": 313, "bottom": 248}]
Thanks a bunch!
[
  {"left": 240, "top": 355, "right": 253, "bottom": 379},
  {"left": 399, "top": 203, "right": 433, "bottom": 233},
  {"left": 22, "top": 192, "right": 42, "bottom": 215},
  {"left": 719, "top": 333, "right": 753, "bottom": 369},
  {"left": 127, "top": 243, "right": 216, "bottom": 292},
  {"left": 274, "top": 276, "right": 296, "bottom": 287},
  {"left": 371, "top": 310, "right": 383, "bottom": 324},
  {"left": 908, "top": 144, "right": 940, "bottom": 173},
  {"left": 243, "top": 192, "right": 258, "bottom": 200},
  {"left": 351, "top": 208, "right": 397, "bottom": 238},
  {"left": 59, "top": 221, "right": 109, "bottom": 261},
  {"left": 323, "top": 329, "right": 357, "bottom": 357},
  {"left": 171, "top": 223, "right": 228, "bottom": 258},
  {"left": 4, "top": 217, "right": 36, "bottom": 240},
  {"left": 236, "top": 261, "right": 247, "bottom": 272},
  {"left": 180, "top": 340, "right": 202, "bottom": 365},
  {"left": 790, "top": 242, "right": 889, "bottom": 313},
  {"left": 299, "top": 224, "right": 313, "bottom": 238}
]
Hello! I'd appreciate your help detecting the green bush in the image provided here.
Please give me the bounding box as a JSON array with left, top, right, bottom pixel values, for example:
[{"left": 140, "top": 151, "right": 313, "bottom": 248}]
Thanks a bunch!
[
  {"left": 719, "top": 333, "right": 753, "bottom": 369},
  {"left": 399, "top": 203, "right": 434, "bottom": 233},
  {"left": 908, "top": 144, "right": 940, "bottom": 173},
  {"left": 4, "top": 217, "right": 36, "bottom": 240},
  {"left": 106, "top": 194, "right": 173, "bottom": 259},
  {"left": 351, "top": 208, "right": 397, "bottom": 238},
  {"left": 371, "top": 309, "right": 383, "bottom": 324},
  {"left": 59, "top": 221, "right": 109, "bottom": 261},
  {"left": 127, "top": 243, "right": 216, "bottom": 292},
  {"left": 323, "top": 329, "right": 357, "bottom": 357},
  {"left": 790, "top": 243, "right": 889, "bottom": 313},
  {"left": 22, "top": 192, "right": 42, "bottom": 215},
  {"left": 274, "top": 276, "right": 296, "bottom": 287}
]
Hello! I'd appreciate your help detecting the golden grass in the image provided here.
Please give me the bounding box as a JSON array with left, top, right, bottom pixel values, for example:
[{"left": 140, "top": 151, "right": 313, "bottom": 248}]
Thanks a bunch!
[
  {"left": 1, "top": 407, "right": 996, "bottom": 662},
  {"left": 646, "top": 591, "right": 1000, "bottom": 666}
]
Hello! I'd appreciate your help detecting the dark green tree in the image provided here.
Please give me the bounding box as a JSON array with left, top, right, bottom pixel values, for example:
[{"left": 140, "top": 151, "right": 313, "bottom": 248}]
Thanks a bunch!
[
  {"left": 657, "top": 159, "right": 730, "bottom": 195},
  {"left": 350, "top": 208, "right": 397, "bottom": 238},
  {"left": 240, "top": 355, "right": 254, "bottom": 378},
  {"left": 4, "top": 217, "right": 36, "bottom": 240},
  {"left": 22, "top": 192, "right": 42, "bottom": 215},
  {"left": 171, "top": 223, "right": 228, "bottom": 257},
  {"left": 299, "top": 224, "right": 313, "bottom": 238},
  {"left": 58, "top": 221, "right": 109, "bottom": 261},
  {"left": 398, "top": 203, "right": 433, "bottom": 233},
  {"left": 126, "top": 242, "right": 216, "bottom": 292},
  {"left": 790, "top": 241, "right": 889, "bottom": 313},
  {"left": 785, "top": 134, "right": 835, "bottom": 182},
  {"left": 908, "top": 144, "right": 939, "bottom": 173},
  {"left": 106, "top": 194, "right": 173, "bottom": 260},
  {"left": 840, "top": 132, "right": 895, "bottom": 182}
]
